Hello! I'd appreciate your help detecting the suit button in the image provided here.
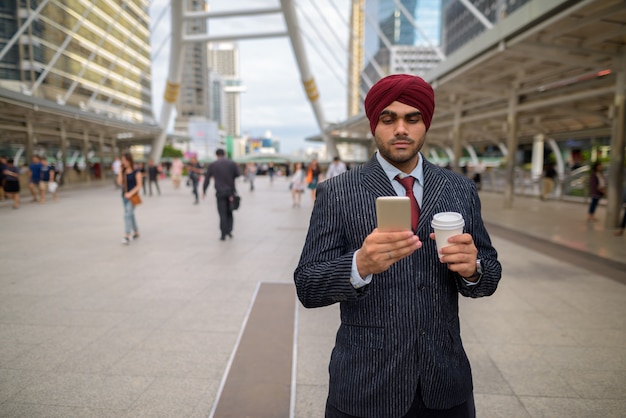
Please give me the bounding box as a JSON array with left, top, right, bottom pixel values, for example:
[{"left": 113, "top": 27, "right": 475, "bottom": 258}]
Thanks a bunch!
[
  {"left": 419, "top": 329, "right": 426, "bottom": 336},
  {"left": 418, "top": 283, "right": 425, "bottom": 290}
]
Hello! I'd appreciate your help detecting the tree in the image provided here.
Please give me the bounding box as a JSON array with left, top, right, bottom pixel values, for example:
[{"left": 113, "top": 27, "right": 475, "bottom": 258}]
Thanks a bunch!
[{"left": 161, "top": 144, "right": 183, "bottom": 159}]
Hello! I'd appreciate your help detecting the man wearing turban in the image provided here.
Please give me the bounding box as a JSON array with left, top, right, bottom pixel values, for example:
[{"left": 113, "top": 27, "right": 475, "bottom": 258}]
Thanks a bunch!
[{"left": 295, "top": 74, "right": 502, "bottom": 417}]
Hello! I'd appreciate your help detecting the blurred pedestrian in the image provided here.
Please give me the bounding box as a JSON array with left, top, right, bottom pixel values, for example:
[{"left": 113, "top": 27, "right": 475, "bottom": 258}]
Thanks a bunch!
[
  {"left": 171, "top": 157, "right": 184, "bottom": 189},
  {"left": 55, "top": 156, "right": 65, "bottom": 186},
  {"left": 137, "top": 162, "right": 147, "bottom": 195},
  {"left": 147, "top": 159, "right": 161, "bottom": 196},
  {"left": 325, "top": 156, "right": 347, "bottom": 179},
  {"left": 472, "top": 162, "right": 484, "bottom": 191},
  {"left": 28, "top": 155, "right": 42, "bottom": 202},
  {"left": 111, "top": 156, "right": 121, "bottom": 189},
  {"left": 245, "top": 162, "right": 256, "bottom": 191},
  {"left": 306, "top": 158, "right": 322, "bottom": 201},
  {"left": 0, "top": 155, "right": 6, "bottom": 202},
  {"left": 615, "top": 188, "right": 626, "bottom": 236},
  {"left": 290, "top": 162, "right": 306, "bottom": 208},
  {"left": 116, "top": 153, "right": 142, "bottom": 245},
  {"left": 540, "top": 161, "right": 557, "bottom": 200},
  {"left": 587, "top": 161, "right": 606, "bottom": 222},
  {"left": 203, "top": 149, "right": 240, "bottom": 241},
  {"left": 39, "top": 155, "right": 58, "bottom": 203},
  {"left": 2, "top": 158, "right": 20, "bottom": 209},
  {"left": 268, "top": 162, "right": 275, "bottom": 184},
  {"left": 187, "top": 156, "right": 203, "bottom": 204}
]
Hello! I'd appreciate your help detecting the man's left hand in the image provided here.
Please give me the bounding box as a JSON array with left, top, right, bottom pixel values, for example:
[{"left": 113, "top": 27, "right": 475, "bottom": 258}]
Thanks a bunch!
[{"left": 430, "top": 233, "right": 478, "bottom": 280}]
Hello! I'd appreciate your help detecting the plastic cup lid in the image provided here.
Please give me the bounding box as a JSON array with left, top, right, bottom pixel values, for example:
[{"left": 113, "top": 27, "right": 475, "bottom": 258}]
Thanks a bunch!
[
  {"left": 431, "top": 220, "right": 465, "bottom": 230},
  {"left": 432, "top": 212, "right": 463, "bottom": 222}
]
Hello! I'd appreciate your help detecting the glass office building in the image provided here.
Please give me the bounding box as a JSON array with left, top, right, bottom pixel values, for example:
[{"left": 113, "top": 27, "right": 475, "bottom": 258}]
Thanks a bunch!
[
  {"left": 0, "top": 0, "right": 154, "bottom": 124},
  {"left": 441, "top": 0, "right": 530, "bottom": 55},
  {"left": 359, "top": 0, "right": 442, "bottom": 104}
]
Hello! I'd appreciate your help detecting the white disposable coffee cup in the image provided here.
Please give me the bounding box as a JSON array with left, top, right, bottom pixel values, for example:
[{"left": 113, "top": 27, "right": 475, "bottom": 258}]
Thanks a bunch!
[{"left": 431, "top": 212, "right": 465, "bottom": 259}]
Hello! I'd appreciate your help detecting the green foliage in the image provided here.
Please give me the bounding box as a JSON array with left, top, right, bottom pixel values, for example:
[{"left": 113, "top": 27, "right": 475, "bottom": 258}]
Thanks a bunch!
[{"left": 161, "top": 144, "right": 183, "bottom": 158}]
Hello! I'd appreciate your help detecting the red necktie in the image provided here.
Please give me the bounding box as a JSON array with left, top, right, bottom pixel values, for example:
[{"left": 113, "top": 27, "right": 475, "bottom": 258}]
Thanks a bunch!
[{"left": 396, "top": 175, "right": 420, "bottom": 231}]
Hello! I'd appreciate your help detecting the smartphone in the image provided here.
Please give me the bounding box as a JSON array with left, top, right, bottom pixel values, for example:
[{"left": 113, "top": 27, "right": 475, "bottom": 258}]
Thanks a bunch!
[{"left": 376, "top": 196, "right": 411, "bottom": 231}]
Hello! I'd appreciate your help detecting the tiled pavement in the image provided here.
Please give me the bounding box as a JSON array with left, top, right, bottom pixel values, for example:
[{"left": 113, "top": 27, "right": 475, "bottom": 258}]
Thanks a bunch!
[{"left": 0, "top": 175, "right": 624, "bottom": 417}]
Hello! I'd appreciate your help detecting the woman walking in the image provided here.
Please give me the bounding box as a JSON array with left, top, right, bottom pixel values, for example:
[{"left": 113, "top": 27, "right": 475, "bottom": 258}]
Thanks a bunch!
[
  {"left": 290, "top": 162, "right": 306, "bottom": 207},
  {"left": 2, "top": 158, "right": 21, "bottom": 209},
  {"left": 306, "top": 159, "right": 322, "bottom": 201},
  {"left": 116, "top": 153, "right": 142, "bottom": 245},
  {"left": 587, "top": 161, "right": 606, "bottom": 222}
]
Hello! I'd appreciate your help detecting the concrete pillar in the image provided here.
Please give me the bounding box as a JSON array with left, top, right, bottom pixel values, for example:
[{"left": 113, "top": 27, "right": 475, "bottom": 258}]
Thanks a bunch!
[
  {"left": 98, "top": 132, "right": 106, "bottom": 183},
  {"left": 367, "top": 136, "right": 377, "bottom": 157},
  {"left": 26, "top": 119, "right": 34, "bottom": 162},
  {"left": 150, "top": 0, "right": 184, "bottom": 165},
  {"left": 607, "top": 66, "right": 625, "bottom": 229},
  {"left": 83, "top": 130, "right": 90, "bottom": 184},
  {"left": 451, "top": 104, "right": 463, "bottom": 172},
  {"left": 60, "top": 122, "right": 67, "bottom": 171},
  {"left": 547, "top": 138, "right": 564, "bottom": 198},
  {"left": 531, "top": 134, "right": 544, "bottom": 183},
  {"left": 464, "top": 145, "right": 479, "bottom": 166},
  {"left": 504, "top": 85, "right": 520, "bottom": 209},
  {"left": 280, "top": 0, "right": 337, "bottom": 158},
  {"left": 498, "top": 142, "right": 508, "bottom": 157},
  {"left": 429, "top": 148, "right": 442, "bottom": 165}
]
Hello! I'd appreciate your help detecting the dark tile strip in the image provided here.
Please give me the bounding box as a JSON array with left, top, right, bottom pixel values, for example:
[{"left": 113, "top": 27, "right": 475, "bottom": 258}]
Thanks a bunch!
[
  {"left": 212, "top": 282, "right": 296, "bottom": 418},
  {"left": 487, "top": 222, "right": 626, "bottom": 286}
]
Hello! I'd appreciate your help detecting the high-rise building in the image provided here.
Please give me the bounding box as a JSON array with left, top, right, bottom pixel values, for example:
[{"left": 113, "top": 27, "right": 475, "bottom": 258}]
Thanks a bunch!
[
  {"left": 0, "top": 0, "right": 153, "bottom": 124},
  {"left": 379, "top": 0, "right": 418, "bottom": 47},
  {"left": 441, "top": 0, "right": 530, "bottom": 55},
  {"left": 174, "top": 0, "right": 210, "bottom": 136},
  {"left": 207, "top": 42, "right": 244, "bottom": 138},
  {"left": 354, "top": 0, "right": 442, "bottom": 109}
]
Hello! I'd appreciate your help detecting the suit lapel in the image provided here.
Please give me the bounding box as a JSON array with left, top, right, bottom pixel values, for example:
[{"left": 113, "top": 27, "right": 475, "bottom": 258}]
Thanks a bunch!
[
  {"left": 419, "top": 159, "right": 448, "bottom": 231},
  {"left": 360, "top": 155, "right": 396, "bottom": 198}
]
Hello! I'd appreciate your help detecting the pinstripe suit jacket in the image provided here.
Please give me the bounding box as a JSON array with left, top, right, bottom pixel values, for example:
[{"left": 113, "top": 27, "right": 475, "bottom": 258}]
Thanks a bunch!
[{"left": 294, "top": 155, "right": 502, "bottom": 417}]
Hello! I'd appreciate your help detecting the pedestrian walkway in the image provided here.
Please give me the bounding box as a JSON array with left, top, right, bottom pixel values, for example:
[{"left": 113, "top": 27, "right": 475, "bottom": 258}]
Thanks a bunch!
[{"left": 0, "top": 176, "right": 624, "bottom": 417}]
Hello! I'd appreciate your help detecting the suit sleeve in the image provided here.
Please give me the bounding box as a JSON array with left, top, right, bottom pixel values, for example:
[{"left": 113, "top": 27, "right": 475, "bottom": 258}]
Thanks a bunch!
[
  {"left": 456, "top": 184, "right": 502, "bottom": 298},
  {"left": 294, "top": 181, "right": 368, "bottom": 308}
]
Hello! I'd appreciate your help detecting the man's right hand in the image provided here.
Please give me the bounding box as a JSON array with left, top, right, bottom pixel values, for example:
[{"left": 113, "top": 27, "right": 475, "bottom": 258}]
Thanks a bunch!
[{"left": 356, "top": 229, "right": 421, "bottom": 276}]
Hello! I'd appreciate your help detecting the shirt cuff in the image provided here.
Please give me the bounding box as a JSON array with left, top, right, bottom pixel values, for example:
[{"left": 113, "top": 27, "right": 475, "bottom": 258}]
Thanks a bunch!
[
  {"left": 461, "top": 276, "right": 480, "bottom": 286},
  {"left": 350, "top": 250, "right": 373, "bottom": 289}
]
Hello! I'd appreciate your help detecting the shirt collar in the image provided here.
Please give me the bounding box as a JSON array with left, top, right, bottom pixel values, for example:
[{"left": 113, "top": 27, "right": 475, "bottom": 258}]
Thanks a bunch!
[{"left": 375, "top": 151, "right": 424, "bottom": 187}]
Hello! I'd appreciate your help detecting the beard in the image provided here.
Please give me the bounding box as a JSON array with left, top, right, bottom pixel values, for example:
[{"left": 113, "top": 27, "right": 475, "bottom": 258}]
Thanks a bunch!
[{"left": 377, "top": 135, "right": 423, "bottom": 167}]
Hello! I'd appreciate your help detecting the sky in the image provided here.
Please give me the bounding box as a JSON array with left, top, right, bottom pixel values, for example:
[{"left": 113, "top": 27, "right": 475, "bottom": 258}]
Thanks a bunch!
[{"left": 148, "top": 0, "right": 352, "bottom": 154}]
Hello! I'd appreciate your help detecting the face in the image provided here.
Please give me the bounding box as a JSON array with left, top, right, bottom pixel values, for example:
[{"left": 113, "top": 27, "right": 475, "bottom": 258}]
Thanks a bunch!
[{"left": 374, "top": 101, "right": 427, "bottom": 173}]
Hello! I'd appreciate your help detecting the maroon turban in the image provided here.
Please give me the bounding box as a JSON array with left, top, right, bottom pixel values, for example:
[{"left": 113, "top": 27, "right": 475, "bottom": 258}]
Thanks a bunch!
[{"left": 364, "top": 74, "right": 435, "bottom": 135}]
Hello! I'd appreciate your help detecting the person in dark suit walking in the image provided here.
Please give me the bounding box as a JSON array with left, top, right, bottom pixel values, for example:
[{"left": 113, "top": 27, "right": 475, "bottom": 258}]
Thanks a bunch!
[
  {"left": 203, "top": 149, "right": 240, "bottom": 241},
  {"left": 294, "top": 74, "right": 502, "bottom": 418},
  {"left": 147, "top": 159, "right": 161, "bottom": 196}
]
